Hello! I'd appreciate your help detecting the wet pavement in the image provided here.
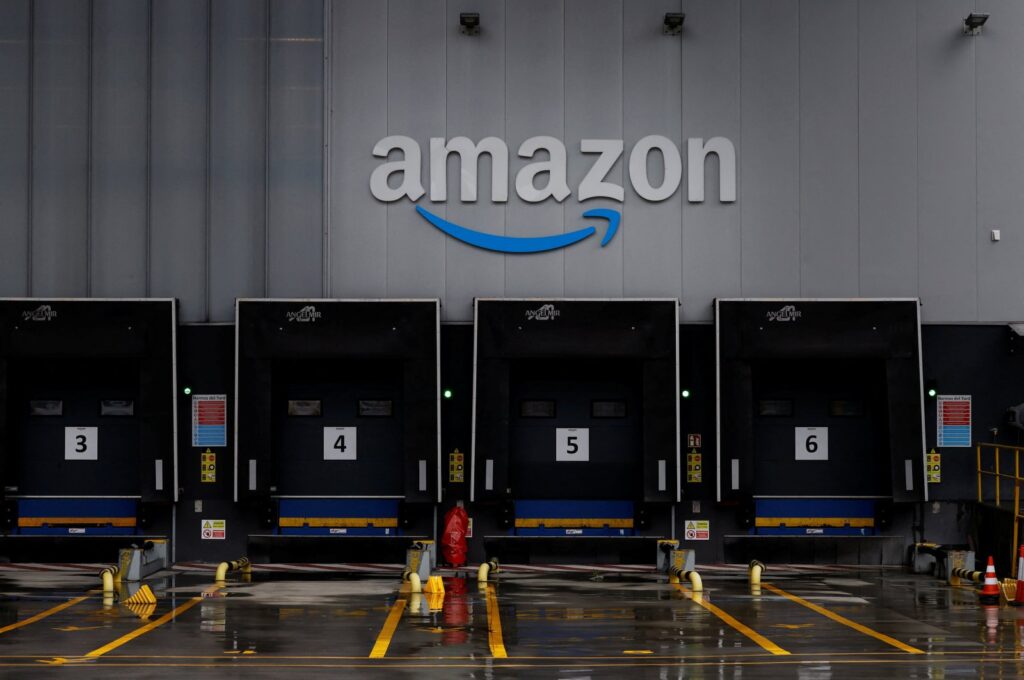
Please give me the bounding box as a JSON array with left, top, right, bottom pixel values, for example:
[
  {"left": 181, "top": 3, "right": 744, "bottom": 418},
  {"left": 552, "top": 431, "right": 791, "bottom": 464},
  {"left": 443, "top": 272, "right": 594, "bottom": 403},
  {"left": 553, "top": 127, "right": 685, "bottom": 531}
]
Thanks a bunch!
[{"left": 0, "top": 565, "right": 1020, "bottom": 678}]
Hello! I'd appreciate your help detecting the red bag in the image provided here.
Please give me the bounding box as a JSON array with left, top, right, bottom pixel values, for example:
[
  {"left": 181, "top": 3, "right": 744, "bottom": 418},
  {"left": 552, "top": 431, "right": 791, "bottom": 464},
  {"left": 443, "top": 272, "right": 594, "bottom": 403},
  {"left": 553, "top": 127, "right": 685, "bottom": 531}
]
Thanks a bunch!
[{"left": 442, "top": 505, "right": 469, "bottom": 567}]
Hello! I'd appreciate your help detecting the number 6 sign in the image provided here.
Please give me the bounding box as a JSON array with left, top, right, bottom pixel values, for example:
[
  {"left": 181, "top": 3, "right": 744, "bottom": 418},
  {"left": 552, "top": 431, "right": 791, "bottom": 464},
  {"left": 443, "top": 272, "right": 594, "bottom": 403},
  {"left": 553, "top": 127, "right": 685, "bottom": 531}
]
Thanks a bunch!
[
  {"left": 556, "top": 428, "right": 589, "bottom": 462},
  {"left": 795, "top": 426, "right": 828, "bottom": 461},
  {"left": 64, "top": 427, "right": 98, "bottom": 461}
]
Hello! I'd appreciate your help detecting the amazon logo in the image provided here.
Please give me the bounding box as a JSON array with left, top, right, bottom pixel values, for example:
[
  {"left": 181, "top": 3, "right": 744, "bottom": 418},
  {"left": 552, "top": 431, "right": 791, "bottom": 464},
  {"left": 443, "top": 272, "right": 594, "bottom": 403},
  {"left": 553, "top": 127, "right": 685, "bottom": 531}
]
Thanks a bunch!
[{"left": 369, "top": 135, "right": 736, "bottom": 255}]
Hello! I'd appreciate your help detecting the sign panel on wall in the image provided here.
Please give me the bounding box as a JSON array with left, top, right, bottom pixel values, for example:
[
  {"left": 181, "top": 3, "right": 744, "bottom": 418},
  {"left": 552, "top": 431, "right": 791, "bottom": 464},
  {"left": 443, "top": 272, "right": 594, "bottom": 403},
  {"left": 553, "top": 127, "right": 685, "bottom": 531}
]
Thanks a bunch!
[
  {"left": 795, "top": 427, "right": 828, "bottom": 461},
  {"left": 555, "top": 428, "right": 589, "bottom": 462},
  {"left": 684, "top": 520, "right": 710, "bottom": 541},
  {"left": 323, "top": 427, "right": 357, "bottom": 460},
  {"left": 937, "top": 395, "right": 971, "bottom": 447},
  {"left": 192, "top": 395, "right": 227, "bottom": 448},
  {"left": 64, "top": 426, "right": 98, "bottom": 461},
  {"left": 201, "top": 519, "right": 226, "bottom": 540}
]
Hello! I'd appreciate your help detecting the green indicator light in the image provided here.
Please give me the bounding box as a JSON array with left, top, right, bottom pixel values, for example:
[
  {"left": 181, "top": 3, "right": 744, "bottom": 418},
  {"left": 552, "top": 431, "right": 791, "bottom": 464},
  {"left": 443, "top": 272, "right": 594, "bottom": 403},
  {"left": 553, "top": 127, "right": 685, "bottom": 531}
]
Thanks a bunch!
[
  {"left": 443, "top": 389, "right": 453, "bottom": 399},
  {"left": 928, "top": 388, "right": 937, "bottom": 398},
  {"left": 183, "top": 387, "right": 192, "bottom": 396},
  {"left": 681, "top": 389, "right": 691, "bottom": 398}
]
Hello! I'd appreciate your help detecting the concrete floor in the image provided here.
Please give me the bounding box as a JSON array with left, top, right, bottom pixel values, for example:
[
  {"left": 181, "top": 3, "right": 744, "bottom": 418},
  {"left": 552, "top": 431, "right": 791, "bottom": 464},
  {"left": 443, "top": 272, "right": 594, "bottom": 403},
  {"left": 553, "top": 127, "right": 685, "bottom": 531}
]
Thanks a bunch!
[{"left": 0, "top": 565, "right": 1020, "bottom": 678}]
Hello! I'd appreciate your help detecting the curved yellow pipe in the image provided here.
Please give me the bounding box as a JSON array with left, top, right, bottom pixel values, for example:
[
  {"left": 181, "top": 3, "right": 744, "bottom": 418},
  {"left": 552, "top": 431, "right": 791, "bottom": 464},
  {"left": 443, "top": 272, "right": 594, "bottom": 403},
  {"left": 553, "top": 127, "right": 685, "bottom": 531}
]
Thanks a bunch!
[
  {"left": 406, "top": 571, "right": 422, "bottom": 593},
  {"left": 749, "top": 560, "right": 765, "bottom": 587},
  {"left": 215, "top": 562, "right": 229, "bottom": 583},
  {"left": 477, "top": 559, "right": 499, "bottom": 584},
  {"left": 685, "top": 570, "right": 703, "bottom": 592},
  {"left": 100, "top": 567, "right": 119, "bottom": 593},
  {"left": 215, "top": 558, "right": 252, "bottom": 584}
]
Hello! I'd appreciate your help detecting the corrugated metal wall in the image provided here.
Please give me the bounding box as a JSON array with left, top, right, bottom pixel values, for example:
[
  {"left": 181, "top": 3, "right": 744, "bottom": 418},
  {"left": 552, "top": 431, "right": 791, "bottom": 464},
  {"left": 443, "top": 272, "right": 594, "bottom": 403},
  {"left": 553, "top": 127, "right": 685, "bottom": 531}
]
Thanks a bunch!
[{"left": 1, "top": 0, "right": 1023, "bottom": 323}]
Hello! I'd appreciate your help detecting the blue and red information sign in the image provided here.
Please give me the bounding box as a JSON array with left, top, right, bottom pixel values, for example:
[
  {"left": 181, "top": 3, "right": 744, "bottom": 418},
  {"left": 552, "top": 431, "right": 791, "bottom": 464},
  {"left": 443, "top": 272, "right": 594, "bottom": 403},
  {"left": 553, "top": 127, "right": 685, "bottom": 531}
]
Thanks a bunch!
[
  {"left": 192, "top": 395, "right": 227, "bottom": 448},
  {"left": 937, "top": 395, "right": 971, "bottom": 448}
]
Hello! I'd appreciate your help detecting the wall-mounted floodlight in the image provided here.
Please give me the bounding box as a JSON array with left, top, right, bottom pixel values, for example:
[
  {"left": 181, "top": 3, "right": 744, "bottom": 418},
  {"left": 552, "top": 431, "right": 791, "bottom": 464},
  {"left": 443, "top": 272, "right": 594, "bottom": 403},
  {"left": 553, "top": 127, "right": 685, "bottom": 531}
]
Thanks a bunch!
[
  {"left": 460, "top": 12, "right": 480, "bottom": 36},
  {"left": 963, "top": 12, "right": 989, "bottom": 35},
  {"left": 664, "top": 12, "right": 685, "bottom": 36}
]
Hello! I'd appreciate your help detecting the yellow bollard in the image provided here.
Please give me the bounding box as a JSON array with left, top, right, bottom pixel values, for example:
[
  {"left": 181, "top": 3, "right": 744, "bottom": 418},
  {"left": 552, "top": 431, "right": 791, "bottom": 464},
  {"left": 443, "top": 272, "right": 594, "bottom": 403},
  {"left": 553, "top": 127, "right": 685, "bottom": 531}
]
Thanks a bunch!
[
  {"left": 100, "top": 567, "right": 119, "bottom": 593},
  {"left": 685, "top": 570, "right": 703, "bottom": 592},
  {"left": 477, "top": 559, "right": 500, "bottom": 584},
  {"left": 405, "top": 571, "right": 422, "bottom": 593},
  {"left": 749, "top": 559, "right": 765, "bottom": 587}
]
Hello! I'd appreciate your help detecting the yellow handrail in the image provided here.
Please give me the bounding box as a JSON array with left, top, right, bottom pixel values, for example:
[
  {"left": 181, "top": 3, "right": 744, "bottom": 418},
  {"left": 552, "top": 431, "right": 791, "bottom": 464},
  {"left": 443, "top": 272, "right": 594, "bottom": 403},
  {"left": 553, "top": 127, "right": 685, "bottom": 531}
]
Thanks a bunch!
[{"left": 976, "top": 443, "right": 1024, "bottom": 575}]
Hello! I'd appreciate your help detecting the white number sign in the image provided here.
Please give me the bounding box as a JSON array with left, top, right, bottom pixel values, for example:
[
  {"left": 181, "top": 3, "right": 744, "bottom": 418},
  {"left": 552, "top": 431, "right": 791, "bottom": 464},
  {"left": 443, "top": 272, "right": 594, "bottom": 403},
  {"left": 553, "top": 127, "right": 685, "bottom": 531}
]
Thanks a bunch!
[
  {"left": 323, "top": 427, "right": 357, "bottom": 460},
  {"left": 556, "top": 428, "right": 589, "bottom": 462},
  {"left": 795, "top": 426, "right": 828, "bottom": 461},
  {"left": 64, "top": 426, "right": 98, "bottom": 461}
]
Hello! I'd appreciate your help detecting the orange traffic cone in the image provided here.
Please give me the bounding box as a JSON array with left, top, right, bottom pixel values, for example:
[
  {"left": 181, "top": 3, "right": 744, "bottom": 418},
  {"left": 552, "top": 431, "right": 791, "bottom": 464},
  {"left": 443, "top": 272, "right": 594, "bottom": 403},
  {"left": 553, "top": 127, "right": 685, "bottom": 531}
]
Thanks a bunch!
[
  {"left": 980, "top": 555, "right": 1001, "bottom": 605},
  {"left": 1012, "top": 545, "right": 1024, "bottom": 607}
]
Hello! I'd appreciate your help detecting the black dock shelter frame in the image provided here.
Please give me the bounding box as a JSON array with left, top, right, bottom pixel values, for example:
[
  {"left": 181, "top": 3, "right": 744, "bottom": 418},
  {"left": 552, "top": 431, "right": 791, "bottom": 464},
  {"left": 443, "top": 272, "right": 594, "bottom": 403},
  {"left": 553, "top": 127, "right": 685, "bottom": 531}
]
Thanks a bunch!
[
  {"left": 235, "top": 299, "right": 441, "bottom": 561},
  {"left": 715, "top": 298, "right": 927, "bottom": 505},
  {"left": 0, "top": 298, "right": 178, "bottom": 560}
]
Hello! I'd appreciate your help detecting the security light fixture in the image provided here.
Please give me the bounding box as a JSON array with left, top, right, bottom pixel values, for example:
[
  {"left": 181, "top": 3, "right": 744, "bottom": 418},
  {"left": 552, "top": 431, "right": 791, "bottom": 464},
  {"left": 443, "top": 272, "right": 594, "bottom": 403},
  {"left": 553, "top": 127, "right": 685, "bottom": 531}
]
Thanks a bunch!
[
  {"left": 443, "top": 388, "right": 454, "bottom": 399},
  {"left": 925, "top": 379, "right": 938, "bottom": 399},
  {"left": 664, "top": 12, "right": 685, "bottom": 36},
  {"left": 681, "top": 389, "right": 691, "bottom": 398},
  {"left": 459, "top": 12, "right": 480, "bottom": 36},
  {"left": 183, "top": 386, "right": 192, "bottom": 396},
  {"left": 964, "top": 12, "right": 989, "bottom": 35}
]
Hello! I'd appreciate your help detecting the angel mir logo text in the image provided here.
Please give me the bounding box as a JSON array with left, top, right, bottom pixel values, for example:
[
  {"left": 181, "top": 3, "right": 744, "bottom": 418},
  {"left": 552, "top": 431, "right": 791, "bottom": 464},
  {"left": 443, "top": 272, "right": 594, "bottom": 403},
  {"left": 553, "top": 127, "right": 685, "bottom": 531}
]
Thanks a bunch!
[{"left": 369, "top": 135, "right": 736, "bottom": 205}]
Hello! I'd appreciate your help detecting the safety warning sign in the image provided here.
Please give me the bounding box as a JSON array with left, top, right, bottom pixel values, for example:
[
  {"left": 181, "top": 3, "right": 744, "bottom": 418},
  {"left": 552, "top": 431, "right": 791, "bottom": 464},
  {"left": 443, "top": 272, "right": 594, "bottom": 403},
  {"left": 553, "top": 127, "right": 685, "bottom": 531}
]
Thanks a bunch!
[
  {"left": 201, "top": 519, "right": 226, "bottom": 540},
  {"left": 684, "top": 520, "right": 710, "bottom": 541},
  {"left": 192, "top": 395, "right": 227, "bottom": 448},
  {"left": 201, "top": 449, "right": 217, "bottom": 483},
  {"left": 937, "top": 395, "right": 971, "bottom": 447},
  {"left": 927, "top": 449, "right": 941, "bottom": 484},
  {"left": 686, "top": 450, "right": 702, "bottom": 483},
  {"left": 449, "top": 449, "right": 465, "bottom": 483}
]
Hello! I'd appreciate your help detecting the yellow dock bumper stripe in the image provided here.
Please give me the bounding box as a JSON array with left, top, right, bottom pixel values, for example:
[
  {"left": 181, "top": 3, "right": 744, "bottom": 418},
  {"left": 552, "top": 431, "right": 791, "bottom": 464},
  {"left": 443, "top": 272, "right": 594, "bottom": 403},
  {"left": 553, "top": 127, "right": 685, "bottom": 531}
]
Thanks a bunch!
[
  {"left": 484, "top": 584, "right": 507, "bottom": 658},
  {"left": 762, "top": 583, "right": 923, "bottom": 654},
  {"left": 514, "top": 518, "right": 633, "bottom": 529},
  {"left": 18, "top": 517, "right": 136, "bottom": 527},
  {"left": 674, "top": 584, "right": 789, "bottom": 656},
  {"left": 754, "top": 517, "right": 874, "bottom": 528},
  {"left": 278, "top": 517, "right": 398, "bottom": 528},
  {"left": 0, "top": 595, "right": 89, "bottom": 635},
  {"left": 369, "top": 596, "right": 408, "bottom": 659},
  {"left": 84, "top": 588, "right": 220, "bottom": 659}
]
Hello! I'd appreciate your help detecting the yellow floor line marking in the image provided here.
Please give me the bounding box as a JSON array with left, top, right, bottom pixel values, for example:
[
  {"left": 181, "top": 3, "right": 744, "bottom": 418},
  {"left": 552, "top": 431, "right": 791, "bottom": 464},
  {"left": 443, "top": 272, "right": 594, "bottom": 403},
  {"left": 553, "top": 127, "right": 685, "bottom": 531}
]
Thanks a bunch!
[
  {"left": 369, "top": 597, "right": 407, "bottom": 659},
  {"left": 674, "top": 584, "right": 789, "bottom": 656},
  {"left": 762, "top": 583, "right": 924, "bottom": 655},
  {"left": 84, "top": 596, "right": 206, "bottom": 658},
  {"left": 485, "top": 584, "right": 508, "bottom": 659},
  {"left": 0, "top": 596, "right": 89, "bottom": 635}
]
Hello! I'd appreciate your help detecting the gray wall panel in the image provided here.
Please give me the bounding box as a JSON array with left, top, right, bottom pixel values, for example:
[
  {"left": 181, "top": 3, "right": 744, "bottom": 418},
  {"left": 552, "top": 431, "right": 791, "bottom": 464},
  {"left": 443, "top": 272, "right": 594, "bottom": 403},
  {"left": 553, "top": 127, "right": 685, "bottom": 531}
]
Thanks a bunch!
[
  {"left": 858, "top": 0, "right": 917, "bottom": 298},
  {"left": 210, "top": 0, "right": 267, "bottom": 320},
  {"left": 329, "top": 0, "right": 387, "bottom": 298},
  {"left": 504, "top": 0, "right": 564, "bottom": 298},
  {"left": 386, "top": 0, "right": 446, "bottom": 299},
  {"left": 977, "top": 0, "right": 1024, "bottom": 322},
  {"left": 563, "top": 0, "right": 623, "bottom": 297},
  {"left": 443, "top": 0, "right": 505, "bottom": 321},
  {"left": 150, "top": 0, "right": 208, "bottom": 321},
  {"left": 31, "top": 0, "right": 89, "bottom": 297},
  {"left": 267, "top": 0, "right": 323, "bottom": 298},
  {"left": 91, "top": 0, "right": 148, "bottom": 297},
  {"left": 917, "top": 0, "right": 976, "bottom": 322},
  {"left": 681, "top": 0, "right": 741, "bottom": 321},
  {"left": 799, "top": 0, "right": 859, "bottom": 297},
  {"left": 739, "top": 0, "right": 800, "bottom": 297},
  {"left": 622, "top": 0, "right": 682, "bottom": 301},
  {"left": 0, "top": 0, "right": 30, "bottom": 296}
]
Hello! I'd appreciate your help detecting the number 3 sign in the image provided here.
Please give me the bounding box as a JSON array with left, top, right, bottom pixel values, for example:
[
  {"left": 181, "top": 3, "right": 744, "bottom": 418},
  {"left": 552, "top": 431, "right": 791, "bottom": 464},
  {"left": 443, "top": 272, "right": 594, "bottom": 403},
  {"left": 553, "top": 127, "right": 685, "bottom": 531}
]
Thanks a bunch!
[
  {"left": 556, "top": 428, "right": 589, "bottom": 462},
  {"left": 64, "top": 427, "right": 98, "bottom": 461}
]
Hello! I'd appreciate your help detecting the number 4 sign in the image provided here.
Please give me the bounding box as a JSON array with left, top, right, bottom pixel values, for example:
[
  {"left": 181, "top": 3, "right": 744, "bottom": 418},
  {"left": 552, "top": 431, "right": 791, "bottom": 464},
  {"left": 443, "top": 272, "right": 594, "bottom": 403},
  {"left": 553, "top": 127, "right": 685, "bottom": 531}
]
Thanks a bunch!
[
  {"left": 556, "top": 428, "right": 589, "bottom": 462},
  {"left": 323, "top": 427, "right": 357, "bottom": 460},
  {"left": 795, "top": 426, "right": 828, "bottom": 461}
]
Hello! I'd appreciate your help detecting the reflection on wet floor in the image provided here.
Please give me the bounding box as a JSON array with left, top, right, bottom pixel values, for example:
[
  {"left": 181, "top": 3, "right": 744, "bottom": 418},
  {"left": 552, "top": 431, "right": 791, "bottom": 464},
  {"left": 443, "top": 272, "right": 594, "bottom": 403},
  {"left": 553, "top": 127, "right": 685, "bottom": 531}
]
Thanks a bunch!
[{"left": 0, "top": 567, "right": 1021, "bottom": 677}]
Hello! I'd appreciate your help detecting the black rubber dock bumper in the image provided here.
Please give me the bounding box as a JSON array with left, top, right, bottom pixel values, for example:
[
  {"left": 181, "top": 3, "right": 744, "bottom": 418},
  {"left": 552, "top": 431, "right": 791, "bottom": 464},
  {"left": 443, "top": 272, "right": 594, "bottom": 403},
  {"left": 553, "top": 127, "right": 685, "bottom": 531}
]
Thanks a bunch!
[
  {"left": 247, "top": 534, "right": 429, "bottom": 564},
  {"left": 0, "top": 535, "right": 169, "bottom": 563},
  {"left": 482, "top": 536, "right": 664, "bottom": 565}
]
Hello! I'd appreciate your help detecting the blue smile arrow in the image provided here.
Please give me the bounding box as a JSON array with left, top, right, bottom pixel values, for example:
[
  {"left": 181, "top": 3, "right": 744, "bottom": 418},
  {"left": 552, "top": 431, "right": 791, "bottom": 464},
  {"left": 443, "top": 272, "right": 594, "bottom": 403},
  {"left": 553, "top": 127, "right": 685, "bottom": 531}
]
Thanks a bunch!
[{"left": 415, "top": 205, "right": 621, "bottom": 254}]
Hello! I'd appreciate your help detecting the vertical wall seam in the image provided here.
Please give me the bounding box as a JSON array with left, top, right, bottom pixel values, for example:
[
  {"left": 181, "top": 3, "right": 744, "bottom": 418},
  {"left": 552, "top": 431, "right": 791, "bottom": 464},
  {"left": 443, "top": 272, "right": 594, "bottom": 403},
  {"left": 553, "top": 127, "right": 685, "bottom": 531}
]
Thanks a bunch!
[
  {"left": 561, "top": 0, "right": 565, "bottom": 296},
  {"left": 503, "top": 0, "right": 508, "bottom": 295},
  {"left": 26, "top": 0, "right": 34, "bottom": 296},
  {"left": 86, "top": 0, "right": 94, "bottom": 296},
  {"left": 973, "top": 10, "right": 979, "bottom": 321},
  {"left": 915, "top": 0, "right": 920, "bottom": 306},
  {"left": 737, "top": 0, "right": 742, "bottom": 297},
  {"left": 385, "top": 0, "right": 390, "bottom": 296},
  {"left": 442, "top": 0, "right": 448, "bottom": 313},
  {"left": 145, "top": 0, "right": 153, "bottom": 297},
  {"left": 856, "top": 0, "right": 861, "bottom": 296},
  {"left": 619, "top": 0, "right": 624, "bottom": 297},
  {"left": 796, "top": 0, "right": 802, "bottom": 296},
  {"left": 678, "top": 0, "right": 684, "bottom": 306},
  {"left": 322, "top": 0, "right": 331, "bottom": 298},
  {"left": 263, "top": 0, "right": 271, "bottom": 297},
  {"left": 204, "top": 0, "right": 212, "bottom": 320}
]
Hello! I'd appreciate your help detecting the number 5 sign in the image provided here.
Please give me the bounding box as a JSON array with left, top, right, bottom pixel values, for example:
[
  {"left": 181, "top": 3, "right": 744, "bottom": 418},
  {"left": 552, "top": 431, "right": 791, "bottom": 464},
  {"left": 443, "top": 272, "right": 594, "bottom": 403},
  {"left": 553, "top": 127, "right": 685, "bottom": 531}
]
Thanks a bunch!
[
  {"left": 795, "top": 426, "right": 828, "bottom": 461},
  {"left": 323, "top": 427, "right": 357, "bottom": 460},
  {"left": 64, "top": 426, "right": 98, "bottom": 461},
  {"left": 556, "top": 428, "right": 589, "bottom": 462}
]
